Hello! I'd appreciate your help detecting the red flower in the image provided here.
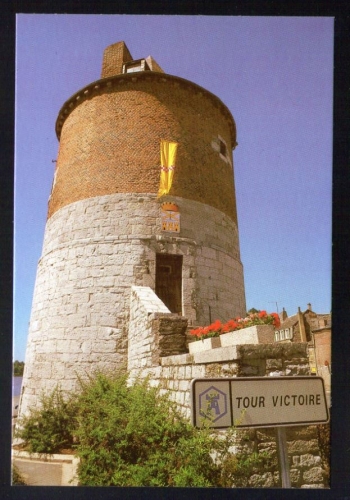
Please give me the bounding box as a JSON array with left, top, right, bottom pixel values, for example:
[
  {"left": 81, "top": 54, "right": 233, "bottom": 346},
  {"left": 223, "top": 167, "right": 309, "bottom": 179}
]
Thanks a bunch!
[
  {"left": 221, "top": 319, "right": 237, "bottom": 333},
  {"left": 192, "top": 310, "right": 279, "bottom": 340},
  {"left": 208, "top": 320, "right": 222, "bottom": 332},
  {"left": 270, "top": 313, "right": 280, "bottom": 329},
  {"left": 190, "top": 328, "right": 202, "bottom": 337}
]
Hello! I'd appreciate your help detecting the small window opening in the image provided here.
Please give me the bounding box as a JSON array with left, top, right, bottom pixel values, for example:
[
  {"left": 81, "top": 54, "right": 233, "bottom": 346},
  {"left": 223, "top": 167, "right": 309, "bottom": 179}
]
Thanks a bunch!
[{"left": 123, "top": 59, "right": 150, "bottom": 74}]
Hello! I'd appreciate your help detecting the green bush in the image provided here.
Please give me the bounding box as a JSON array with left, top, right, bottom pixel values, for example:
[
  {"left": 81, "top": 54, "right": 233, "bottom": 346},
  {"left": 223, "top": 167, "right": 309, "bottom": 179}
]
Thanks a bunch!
[
  {"left": 12, "top": 464, "right": 27, "bottom": 485},
  {"left": 74, "top": 373, "right": 231, "bottom": 486},
  {"left": 219, "top": 450, "right": 271, "bottom": 487},
  {"left": 14, "top": 386, "right": 77, "bottom": 454},
  {"left": 15, "top": 372, "right": 269, "bottom": 486}
]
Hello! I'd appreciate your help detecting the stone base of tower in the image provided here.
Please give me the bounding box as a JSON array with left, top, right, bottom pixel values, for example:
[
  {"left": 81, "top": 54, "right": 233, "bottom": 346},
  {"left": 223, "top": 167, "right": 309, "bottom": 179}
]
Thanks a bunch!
[{"left": 18, "top": 193, "right": 245, "bottom": 418}]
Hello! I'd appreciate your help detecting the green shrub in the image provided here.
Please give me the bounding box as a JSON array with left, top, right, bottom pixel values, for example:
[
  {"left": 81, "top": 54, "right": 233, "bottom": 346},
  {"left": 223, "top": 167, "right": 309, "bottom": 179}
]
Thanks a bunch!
[
  {"left": 74, "top": 373, "right": 230, "bottom": 486},
  {"left": 12, "top": 464, "right": 27, "bottom": 485},
  {"left": 219, "top": 450, "right": 271, "bottom": 487},
  {"left": 15, "top": 372, "right": 270, "bottom": 486},
  {"left": 14, "top": 386, "right": 77, "bottom": 454}
]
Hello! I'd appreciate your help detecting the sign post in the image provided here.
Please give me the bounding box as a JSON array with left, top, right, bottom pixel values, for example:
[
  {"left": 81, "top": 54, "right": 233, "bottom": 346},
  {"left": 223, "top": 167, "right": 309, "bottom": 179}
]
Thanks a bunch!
[
  {"left": 276, "top": 426, "right": 291, "bottom": 488},
  {"left": 190, "top": 376, "right": 329, "bottom": 487}
]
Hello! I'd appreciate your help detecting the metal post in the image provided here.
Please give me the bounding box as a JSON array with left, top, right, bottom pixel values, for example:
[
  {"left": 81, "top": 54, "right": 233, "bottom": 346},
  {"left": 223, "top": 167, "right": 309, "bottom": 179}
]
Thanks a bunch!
[{"left": 275, "top": 426, "right": 291, "bottom": 488}]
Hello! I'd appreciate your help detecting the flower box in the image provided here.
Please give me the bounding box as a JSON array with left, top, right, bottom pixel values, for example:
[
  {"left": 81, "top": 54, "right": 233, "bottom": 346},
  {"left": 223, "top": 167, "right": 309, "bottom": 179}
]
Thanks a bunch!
[
  {"left": 188, "top": 336, "right": 221, "bottom": 354},
  {"left": 220, "top": 324, "right": 275, "bottom": 347}
]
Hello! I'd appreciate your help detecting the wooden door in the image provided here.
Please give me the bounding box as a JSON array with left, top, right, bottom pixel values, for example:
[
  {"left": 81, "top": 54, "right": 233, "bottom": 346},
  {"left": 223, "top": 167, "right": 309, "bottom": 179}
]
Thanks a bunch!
[{"left": 155, "top": 254, "right": 183, "bottom": 314}]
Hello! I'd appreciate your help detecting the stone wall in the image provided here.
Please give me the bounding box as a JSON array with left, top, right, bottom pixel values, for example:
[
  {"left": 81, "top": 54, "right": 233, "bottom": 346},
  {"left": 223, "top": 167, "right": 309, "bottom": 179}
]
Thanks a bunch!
[
  {"left": 236, "top": 426, "right": 327, "bottom": 488},
  {"left": 128, "top": 286, "right": 330, "bottom": 488},
  {"left": 128, "top": 286, "right": 188, "bottom": 374},
  {"left": 19, "top": 193, "right": 245, "bottom": 418}
]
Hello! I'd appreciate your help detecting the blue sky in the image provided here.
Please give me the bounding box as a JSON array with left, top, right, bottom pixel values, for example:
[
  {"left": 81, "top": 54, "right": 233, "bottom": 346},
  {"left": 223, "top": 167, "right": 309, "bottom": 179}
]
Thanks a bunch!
[{"left": 14, "top": 15, "right": 334, "bottom": 361}]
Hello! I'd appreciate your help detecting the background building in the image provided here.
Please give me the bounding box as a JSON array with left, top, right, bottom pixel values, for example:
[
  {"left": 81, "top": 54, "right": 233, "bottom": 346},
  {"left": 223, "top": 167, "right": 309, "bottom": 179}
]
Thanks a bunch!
[{"left": 274, "top": 303, "right": 331, "bottom": 396}]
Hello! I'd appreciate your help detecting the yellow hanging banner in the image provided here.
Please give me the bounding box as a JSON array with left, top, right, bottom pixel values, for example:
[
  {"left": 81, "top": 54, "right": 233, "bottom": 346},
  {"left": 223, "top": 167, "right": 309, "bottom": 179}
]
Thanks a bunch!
[{"left": 157, "top": 140, "right": 178, "bottom": 198}]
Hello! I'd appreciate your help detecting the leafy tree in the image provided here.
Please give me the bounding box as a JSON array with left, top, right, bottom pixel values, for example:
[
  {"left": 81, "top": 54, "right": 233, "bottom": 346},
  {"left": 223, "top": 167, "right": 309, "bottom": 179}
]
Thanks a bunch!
[
  {"left": 247, "top": 308, "right": 260, "bottom": 314},
  {"left": 13, "top": 360, "right": 25, "bottom": 376}
]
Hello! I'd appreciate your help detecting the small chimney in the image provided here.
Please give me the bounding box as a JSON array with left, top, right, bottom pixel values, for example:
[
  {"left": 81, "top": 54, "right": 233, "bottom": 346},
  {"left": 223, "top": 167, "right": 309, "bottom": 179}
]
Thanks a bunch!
[
  {"left": 101, "top": 41, "right": 133, "bottom": 78},
  {"left": 297, "top": 307, "right": 306, "bottom": 343},
  {"left": 279, "top": 307, "right": 288, "bottom": 322},
  {"left": 307, "top": 303, "right": 312, "bottom": 311}
]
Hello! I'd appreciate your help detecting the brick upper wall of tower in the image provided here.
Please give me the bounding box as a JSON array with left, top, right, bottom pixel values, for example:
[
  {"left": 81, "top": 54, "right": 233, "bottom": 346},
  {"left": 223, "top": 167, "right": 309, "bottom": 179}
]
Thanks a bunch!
[{"left": 49, "top": 42, "right": 238, "bottom": 223}]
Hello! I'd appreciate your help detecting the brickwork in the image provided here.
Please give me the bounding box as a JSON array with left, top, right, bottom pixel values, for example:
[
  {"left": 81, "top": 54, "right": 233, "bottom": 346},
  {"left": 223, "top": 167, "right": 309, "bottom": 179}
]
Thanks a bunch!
[
  {"left": 145, "top": 55, "right": 164, "bottom": 73},
  {"left": 101, "top": 41, "right": 133, "bottom": 78},
  {"left": 313, "top": 329, "right": 331, "bottom": 366},
  {"left": 51, "top": 72, "right": 237, "bottom": 222}
]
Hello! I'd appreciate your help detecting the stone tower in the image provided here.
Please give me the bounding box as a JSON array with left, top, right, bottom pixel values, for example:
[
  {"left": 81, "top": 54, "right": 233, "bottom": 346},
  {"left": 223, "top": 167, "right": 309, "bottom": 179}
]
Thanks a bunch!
[{"left": 19, "top": 42, "right": 246, "bottom": 416}]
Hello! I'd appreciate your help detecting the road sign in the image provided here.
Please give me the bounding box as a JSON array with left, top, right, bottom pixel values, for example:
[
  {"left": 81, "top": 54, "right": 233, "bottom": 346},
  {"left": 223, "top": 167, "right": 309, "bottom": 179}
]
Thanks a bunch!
[{"left": 191, "top": 376, "right": 329, "bottom": 428}]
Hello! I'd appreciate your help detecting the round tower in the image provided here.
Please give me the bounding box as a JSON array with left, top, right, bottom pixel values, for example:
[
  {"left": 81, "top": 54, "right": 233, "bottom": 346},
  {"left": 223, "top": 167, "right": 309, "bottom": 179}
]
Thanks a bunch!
[{"left": 19, "top": 42, "right": 246, "bottom": 416}]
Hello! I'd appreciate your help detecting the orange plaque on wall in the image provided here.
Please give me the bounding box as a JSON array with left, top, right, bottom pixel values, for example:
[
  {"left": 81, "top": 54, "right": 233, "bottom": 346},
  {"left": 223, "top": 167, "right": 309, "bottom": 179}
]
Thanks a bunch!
[{"left": 161, "top": 202, "right": 180, "bottom": 232}]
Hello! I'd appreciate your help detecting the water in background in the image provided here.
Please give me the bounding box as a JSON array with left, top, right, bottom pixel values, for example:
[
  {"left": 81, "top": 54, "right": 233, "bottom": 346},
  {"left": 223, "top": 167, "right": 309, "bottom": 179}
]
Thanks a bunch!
[{"left": 13, "top": 377, "right": 23, "bottom": 396}]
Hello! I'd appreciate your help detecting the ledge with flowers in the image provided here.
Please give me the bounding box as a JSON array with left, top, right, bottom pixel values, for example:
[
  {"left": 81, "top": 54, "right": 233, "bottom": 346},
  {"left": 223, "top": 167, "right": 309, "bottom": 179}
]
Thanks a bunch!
[{"left": 188, "top": 311, "right": 281, "bottom": 354}]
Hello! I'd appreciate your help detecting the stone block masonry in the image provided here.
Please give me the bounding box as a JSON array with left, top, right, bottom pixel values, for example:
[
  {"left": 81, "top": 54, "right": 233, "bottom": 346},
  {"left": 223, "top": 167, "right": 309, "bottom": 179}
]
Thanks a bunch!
[
  {"left": 19, "top": 191, "right": 245, "bottom": 417},
  {"left": 128, "top": 286, "right": 188, "bottom": 376}
]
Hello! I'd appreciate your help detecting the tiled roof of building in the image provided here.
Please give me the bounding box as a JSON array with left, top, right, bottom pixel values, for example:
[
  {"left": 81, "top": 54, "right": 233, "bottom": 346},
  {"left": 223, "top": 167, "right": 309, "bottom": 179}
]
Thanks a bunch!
[{"left": 278, "top": 314, "right": 298, "bottom": 330}]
